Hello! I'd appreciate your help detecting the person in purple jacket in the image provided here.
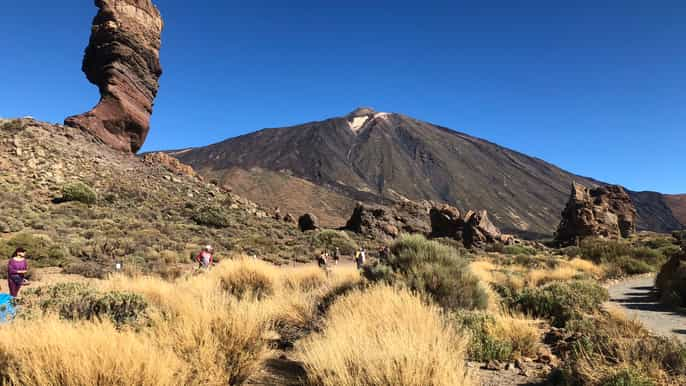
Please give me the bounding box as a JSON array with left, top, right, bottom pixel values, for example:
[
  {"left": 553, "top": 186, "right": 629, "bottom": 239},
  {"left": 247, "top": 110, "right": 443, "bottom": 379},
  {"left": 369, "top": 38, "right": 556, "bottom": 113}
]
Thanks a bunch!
[{"left": 7, "top": 248, "right": 28, "bottom": 297}]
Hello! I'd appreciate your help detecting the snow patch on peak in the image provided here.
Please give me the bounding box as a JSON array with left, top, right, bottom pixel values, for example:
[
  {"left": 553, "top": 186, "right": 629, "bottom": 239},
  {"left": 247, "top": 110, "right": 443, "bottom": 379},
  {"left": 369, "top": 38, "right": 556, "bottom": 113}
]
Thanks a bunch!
[{"left": 348, "top": 116, "right": 369, "bottom": 133}]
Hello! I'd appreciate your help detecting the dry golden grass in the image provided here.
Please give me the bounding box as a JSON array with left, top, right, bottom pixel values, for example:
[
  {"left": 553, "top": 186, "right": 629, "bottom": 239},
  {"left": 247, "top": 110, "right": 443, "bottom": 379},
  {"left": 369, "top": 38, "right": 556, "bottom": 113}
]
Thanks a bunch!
[
  {"left": 568, "top": 258, "right": 605, "bottom": 278},
  {"left": 297, "top": 285, "right": 472, "bottom": 386},
  {"left": 525, "top": 266, "right": 579, "bottom": 287},
  {"left": 0, "top": 318, "right": 187, "bottom": 386},
  {"left": 489, "top": 313, "right": 541, "bottom": 358},
  {"left": 6, "top": 257, "right": 364, "bottom": 385}
]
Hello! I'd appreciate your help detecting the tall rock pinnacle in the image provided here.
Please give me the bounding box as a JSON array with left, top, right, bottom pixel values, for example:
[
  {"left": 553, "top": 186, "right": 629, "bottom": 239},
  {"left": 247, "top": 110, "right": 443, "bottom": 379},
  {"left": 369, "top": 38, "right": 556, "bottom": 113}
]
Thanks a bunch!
[{"left": 65, "top": 0, "right": 163, "bottom": 153}]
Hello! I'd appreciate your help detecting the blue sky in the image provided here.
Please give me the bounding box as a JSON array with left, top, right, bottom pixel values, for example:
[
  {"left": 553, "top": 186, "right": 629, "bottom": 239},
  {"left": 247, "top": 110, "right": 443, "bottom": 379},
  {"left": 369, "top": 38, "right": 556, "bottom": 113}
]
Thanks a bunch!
[{"left": 1, "top": 1, "right": 684, "bottom": 193}]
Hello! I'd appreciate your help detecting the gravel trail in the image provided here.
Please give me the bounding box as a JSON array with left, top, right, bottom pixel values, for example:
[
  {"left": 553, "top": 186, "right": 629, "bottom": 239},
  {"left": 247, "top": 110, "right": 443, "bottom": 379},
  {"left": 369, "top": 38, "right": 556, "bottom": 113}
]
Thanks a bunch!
[{"left": 606, "top": 274, "right": 686, "bottom": 342}]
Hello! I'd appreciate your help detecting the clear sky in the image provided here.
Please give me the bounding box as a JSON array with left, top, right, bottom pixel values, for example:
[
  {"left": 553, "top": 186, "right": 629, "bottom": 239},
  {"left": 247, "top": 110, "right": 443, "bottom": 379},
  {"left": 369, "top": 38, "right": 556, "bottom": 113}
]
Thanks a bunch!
[{"left": 1, "top": 1, "right": 684, "bottom": 193}]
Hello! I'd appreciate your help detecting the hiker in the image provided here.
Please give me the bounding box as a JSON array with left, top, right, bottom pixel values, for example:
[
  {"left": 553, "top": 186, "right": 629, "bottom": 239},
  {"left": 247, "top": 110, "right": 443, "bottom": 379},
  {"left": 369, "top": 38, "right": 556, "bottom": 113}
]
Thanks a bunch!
[
  {"left": 379, "top": 246, "right": 390, "bottom": 260},
  {"left": 7, "top": 248, "right": 29, "bottom": 297},
  {"left": 195, "top": 245, "right": 214, "bottom": 270},
  {"left": 355, "top": 248, "right": 366, "bottom": 270},
  {"left": 333, "top": 247, "right": 340, "bottom": 265},
  {"left": 317, "top": 252, "right": 328, "bottom": 269}
]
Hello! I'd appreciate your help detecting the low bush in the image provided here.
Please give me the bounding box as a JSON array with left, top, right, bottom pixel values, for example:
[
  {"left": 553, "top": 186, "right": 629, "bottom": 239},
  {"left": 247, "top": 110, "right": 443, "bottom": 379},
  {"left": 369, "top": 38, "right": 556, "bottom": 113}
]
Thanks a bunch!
[
  {"left": 555, "top": 313, "right": 686, "bottom": 386},
  {"left": 578, "top": 238, "right": 668, "bottom": 277},
  {"left": 192, "top": 206, "right": 230, "bottom": 228},
  {"left": 363, "top": 234, "right": 489, "bottom": 311},
  {"left": 503, "top": 245, "right": 537, "bottom": 256},
  {"left": 60, "top": 182, "right": 97, "bottom": 204},
  {"left": 599, "top": 370, "right": 654, "bottom": 386},
  {"left": 298, "top": 285, "right": 472, "bottom": 386},
  {"left": 450, "top": 310, "right": 513, "bottom": 361},
  {"left": 509, "top": 280, "right": 608, "bottom": 327},
  {"left": 310, "top": 230, "right": 358, "bottom": 255},
  {"left": 215, "top": 259, "right": 278, "bottom": 300},
  {"left": 25, "top": 283, "right": 149, "bottom": 328}
]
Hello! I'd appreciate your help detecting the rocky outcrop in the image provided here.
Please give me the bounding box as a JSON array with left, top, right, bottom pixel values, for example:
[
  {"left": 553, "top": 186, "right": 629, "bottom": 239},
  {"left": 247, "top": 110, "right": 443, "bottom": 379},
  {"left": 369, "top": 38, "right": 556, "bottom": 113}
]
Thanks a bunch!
[
  {"left": 298, "top": 213, "right": 319, "bottom": 232},
  {"left": 142, "top": 152, "right": 196, "bottom": 178},
  {"left": 430, "top": 204, "right": 509, "bottom": 248},
  {"left": 343, "top": 202, "right": 430, "bottom": 240},
  {"left": 430, "top": 204, "right": 464, "bottom": 239},
  {"left": 463, "top": 210, "right": 504, "bottom": 248},
  {"left": 555, "top": 183, "right": 637, "bottom": 246},
  {"left": 65, "top": 0, "right": 163, "bottom": 153}
]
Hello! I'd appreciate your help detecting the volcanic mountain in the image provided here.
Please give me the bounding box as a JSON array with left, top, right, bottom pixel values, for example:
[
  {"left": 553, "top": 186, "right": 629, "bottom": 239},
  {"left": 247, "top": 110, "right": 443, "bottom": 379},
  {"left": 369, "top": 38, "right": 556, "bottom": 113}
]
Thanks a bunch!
[{"left": 171, "top": 108, "right": 684, "bottom": 236}]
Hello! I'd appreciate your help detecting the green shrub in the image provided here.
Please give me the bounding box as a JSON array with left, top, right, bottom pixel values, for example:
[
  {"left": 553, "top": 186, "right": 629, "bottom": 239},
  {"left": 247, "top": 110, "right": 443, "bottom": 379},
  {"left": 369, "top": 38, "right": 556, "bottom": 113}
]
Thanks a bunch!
[
  {"left": 25, "top": 283, "right": 149, "bottom": 327},
  {"left": 0, "top": 233, "right": 67, "bottom": 267},
  {"left": 599, "top": 370, "right": 654, "bottom": 386},
  {"left": 192, "top": 207, "right": 230, "bottom": 228},
  {"left": 656, "top": 254, "right": 686, "bottom": 307},
  {"left": 310, "top": 230, "right": 358, "bottom": 255},
  {"left": 578, "top": 238, "right": 667, "bottom": 277},
  {"left": 449, "top": 310, "right": 513, "bottom": 361},
  {"left": 60, "top": 182, "right": 97, "bottom": 204},
  {"left": 510, "top": 280, "right": 608, "bottom": 327},
  {"left": 503, "top": 245, "right": 536, "bottom": 256},
  {"left": 362, "top": 234, "right": 489, "bottom": 311}
]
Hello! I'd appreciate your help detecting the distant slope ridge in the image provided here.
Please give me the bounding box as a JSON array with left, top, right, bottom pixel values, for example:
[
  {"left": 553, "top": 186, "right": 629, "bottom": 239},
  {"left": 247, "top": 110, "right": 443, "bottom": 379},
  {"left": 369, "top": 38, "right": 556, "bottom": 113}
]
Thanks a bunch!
[{"left": 173, "top": 108, "right": 683, "bottom": 235}]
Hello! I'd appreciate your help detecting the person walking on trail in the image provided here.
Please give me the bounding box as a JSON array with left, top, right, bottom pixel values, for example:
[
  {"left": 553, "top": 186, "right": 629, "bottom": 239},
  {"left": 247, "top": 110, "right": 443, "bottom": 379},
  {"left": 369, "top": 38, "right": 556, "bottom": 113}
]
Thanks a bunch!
[
  {"left": 333, "top": 247, "right": 340, "bottom": 265},
  {"left": 195, "top": 245, "right": 214, "bottom": 270},
  {"left": 355, "top": 248, "right": 366, "bottom": 270},
  {"left": 7, "top": 248, "right": 29, "bottom": 297},
  {"left": 317, "top": 252, "right": 328, "bottom": 269}
]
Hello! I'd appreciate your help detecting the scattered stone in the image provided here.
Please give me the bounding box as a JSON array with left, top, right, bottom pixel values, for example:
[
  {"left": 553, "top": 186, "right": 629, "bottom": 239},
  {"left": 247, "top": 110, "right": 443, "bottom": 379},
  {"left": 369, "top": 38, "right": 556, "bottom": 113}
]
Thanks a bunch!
[
  {"left": 283, "top": 213, "right": 296, "bottom": 223},
  {"left": 65, "top": 0, "right": 164, "bottom": 153}
]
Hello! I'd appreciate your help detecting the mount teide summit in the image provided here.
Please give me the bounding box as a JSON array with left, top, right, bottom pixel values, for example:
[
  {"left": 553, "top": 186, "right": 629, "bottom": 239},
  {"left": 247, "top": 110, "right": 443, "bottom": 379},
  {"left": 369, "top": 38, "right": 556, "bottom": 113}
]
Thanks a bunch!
[{"left": 171, "top": 108, "right": 684, "bottom": 236}]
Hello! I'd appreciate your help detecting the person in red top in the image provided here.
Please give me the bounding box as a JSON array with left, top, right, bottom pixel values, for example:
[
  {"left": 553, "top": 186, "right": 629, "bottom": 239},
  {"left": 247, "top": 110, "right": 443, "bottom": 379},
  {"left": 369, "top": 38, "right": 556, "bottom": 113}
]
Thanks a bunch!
[{"left": 195, "top": 245, "right": 214, "bottom": 270}]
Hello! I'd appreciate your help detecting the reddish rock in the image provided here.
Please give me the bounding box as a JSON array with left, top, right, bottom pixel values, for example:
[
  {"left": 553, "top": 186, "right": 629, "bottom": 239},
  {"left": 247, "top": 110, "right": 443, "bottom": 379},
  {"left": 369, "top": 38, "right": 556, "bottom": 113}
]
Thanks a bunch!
[
  {"left": 555, "top": 183, "right": 637, "bottom": 246},
  {"left": 283, "top": 213, "right": 296, "bottom": 223},
  {"left": 65, "top": 0, "right": 163, "bottom": 153},
  {"left": 463, "top": 210, "right": 503, "bottom": 248}
]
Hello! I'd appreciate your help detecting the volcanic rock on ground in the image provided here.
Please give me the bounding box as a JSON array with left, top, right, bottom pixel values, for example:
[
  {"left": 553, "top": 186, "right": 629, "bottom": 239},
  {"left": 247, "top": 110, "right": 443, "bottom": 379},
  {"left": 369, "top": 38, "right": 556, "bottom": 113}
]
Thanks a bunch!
[
  {"left": 343, "top": 201, "right": 430, "bottom": 240},
  {"left": 65, "top": 0, "right": 163, "bottom": 153},
  {"left": 555, "top": 183, "right": 637, "bottom": 246},
  {"left": 298, "top": 213, "right": 319, "bottom": 232}
]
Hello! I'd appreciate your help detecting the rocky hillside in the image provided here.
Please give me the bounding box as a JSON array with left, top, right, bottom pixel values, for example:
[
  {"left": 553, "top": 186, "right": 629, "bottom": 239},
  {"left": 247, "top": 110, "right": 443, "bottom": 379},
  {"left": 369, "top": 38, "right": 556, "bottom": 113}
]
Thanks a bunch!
[
  {"left": 171, "top": 108, "right": 683, "bottom": 236},
  {"left": 0, "top": 118, "right": 359, "bottom": 276}
]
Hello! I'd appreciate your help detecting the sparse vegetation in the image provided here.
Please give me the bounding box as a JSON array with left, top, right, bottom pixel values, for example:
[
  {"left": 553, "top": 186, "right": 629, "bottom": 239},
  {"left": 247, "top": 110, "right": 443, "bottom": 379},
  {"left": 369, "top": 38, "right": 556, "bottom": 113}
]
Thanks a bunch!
[
  {"left": 508, "top": 280, "right": 608, "bottom": 327},
  {"left": 363, "top": 234, "right": 489, "bottom": 311}
]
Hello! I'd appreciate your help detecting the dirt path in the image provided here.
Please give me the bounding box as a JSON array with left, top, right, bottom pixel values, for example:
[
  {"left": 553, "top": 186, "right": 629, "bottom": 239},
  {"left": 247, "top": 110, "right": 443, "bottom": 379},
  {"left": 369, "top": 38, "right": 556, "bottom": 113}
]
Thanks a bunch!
[{"left": 606, "top": 274, "right": 686, "bottom": 342}]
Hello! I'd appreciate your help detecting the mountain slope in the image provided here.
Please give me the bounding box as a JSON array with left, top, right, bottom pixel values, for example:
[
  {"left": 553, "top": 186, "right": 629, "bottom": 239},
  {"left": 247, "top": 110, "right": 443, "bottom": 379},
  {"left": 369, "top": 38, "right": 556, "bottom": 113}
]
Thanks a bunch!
[
  {"left": 173, "top": 108, "right": 683, "bottom": 236},
  {"left": 0, "top": 118, "right": 354, "bottom": 275}
]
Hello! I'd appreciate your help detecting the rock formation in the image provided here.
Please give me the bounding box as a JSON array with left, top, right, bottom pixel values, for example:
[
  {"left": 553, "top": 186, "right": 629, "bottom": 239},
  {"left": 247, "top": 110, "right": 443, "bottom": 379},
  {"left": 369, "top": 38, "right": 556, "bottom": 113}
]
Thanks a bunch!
[
  {"left": 430, "top": 204, "right": 508, "bottom": 248},
  {"left": 429, "top": 204, "right": 464, "bottom": 239},
  {"left": 65, "top": 0, "right": 163, "bottom": 153},
  {"left": 555, "top": 183, "right": 637, "bottom": 246},
  {"left": 298, "top": 213, "right": 319, "bottom": 232},
  {"left": 142, "top": 152, "right": 196, "bottom": 178},
  {"left": 343, "top": 202, "right": 431, "bottom": 240}
]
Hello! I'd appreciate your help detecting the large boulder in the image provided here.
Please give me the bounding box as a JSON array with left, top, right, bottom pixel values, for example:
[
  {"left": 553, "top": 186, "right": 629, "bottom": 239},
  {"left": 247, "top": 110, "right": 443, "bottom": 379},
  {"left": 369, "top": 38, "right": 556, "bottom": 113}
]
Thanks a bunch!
[
  {"left": 298, "top": 213, "right": 319, "bottom": 232},
  {"left": 65, "top": 0, "right": 163, "bottom": 153},
  {"left": 343, "top": 202, "right": 430, "bottom": 240},
  {"left": 429, "top": 204, "right": 463, "bottom": 239},
  {"left": 555, "top": 183, "right": 637, "bottom": 246},
  {"left": 463, "top": 210, "right": 503, "bottom": 248}
]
